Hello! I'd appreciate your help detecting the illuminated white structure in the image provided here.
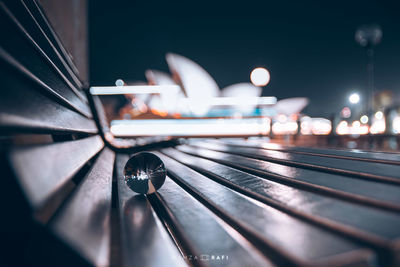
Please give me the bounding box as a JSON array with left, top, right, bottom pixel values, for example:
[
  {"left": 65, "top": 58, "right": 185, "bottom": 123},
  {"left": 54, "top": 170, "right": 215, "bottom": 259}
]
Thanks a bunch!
[
  {"left": 145, "top": 69, "right": 186, "bottom": 114},
  {"left": 110, "top": 118, "right": 271, "bottom": 137},
  {"left": 272, "top": 121, "right": 298, "bottom": 135},
  {"left": 90, "top": 54, "right": 316, "bottom": 137},
  {"left": 181, "top": 96, "right": 276, "bottom": 107},
  {"left": 166, "top": 53, "right": 220, "bottom": 116},
  {"left": 145, "top": 69, "right": 177, "bottom": 86},
  {"left": 275, "top": 97, "right": 309, "bottom": 115},
  {"left": 221, "top": 82, "right": 261, "bottom": 98},
  {"left": 90, "top": 85, "right": 181, "bottom": 95}
]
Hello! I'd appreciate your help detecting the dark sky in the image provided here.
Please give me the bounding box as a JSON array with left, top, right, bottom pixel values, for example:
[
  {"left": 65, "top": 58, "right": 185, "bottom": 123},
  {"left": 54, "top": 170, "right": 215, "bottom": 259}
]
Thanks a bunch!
[{"left": 89, "top": 0, "right": 400, "bottom": 116}]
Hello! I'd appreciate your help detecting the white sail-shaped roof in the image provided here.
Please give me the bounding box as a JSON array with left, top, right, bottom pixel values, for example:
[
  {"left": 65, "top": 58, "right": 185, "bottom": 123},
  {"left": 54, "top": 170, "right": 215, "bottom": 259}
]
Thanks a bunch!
[
  {"left": 221, "top": 83, "right": 262, "bottom": 98},
  {"left": 166, "top": 53, "right": 219, "bottom": 116},
  {"left": 145, "top": 69, "right": 186, "bottom": 114},
  {"left": 220, "top": 83, "right": 262, "bottom": 113},
  {"left": 275, "top": 97, "right": 309, "bottom": 115},
  {"left": 145, "top": 69, "right": 177, "bottom": 86}
]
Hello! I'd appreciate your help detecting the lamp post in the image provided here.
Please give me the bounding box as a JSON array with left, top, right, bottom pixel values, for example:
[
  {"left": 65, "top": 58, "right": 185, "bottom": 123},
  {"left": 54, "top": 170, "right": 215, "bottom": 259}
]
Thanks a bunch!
[{"left": 355, "top": 25, "right": 382, "bottom": 114}]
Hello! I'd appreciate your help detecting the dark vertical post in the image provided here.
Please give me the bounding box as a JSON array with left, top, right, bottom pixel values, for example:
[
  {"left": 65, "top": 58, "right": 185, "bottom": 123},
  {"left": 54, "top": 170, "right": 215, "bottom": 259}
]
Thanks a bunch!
[
  {"left": 355, "top": 24, "right": 382, "bottom": 116},
  {"left": 366, "top": 47, "right": 374, "bottom": 113}
]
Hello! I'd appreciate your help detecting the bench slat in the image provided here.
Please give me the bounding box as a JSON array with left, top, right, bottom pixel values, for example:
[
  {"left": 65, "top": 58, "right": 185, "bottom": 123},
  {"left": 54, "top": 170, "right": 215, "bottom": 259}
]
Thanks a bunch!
[
  {"left": 0, "top": 3, "right": 91, "bottom": 118},
  {"left": 177, "top": 145, "right": 400, "bottom": 209},
  {"left": 50, "top": 148, "right": 114, "bottom": 267},
  {"left": 163, "top": 148, "right": 400, "bottom": 245},
  {"left": 155, "top": 152, "right": 376, "bottom": 266},
  {"left": 116, "top": 154, "right": 185, "bottom": 267},
  {"left": 0, "top": 50, "right": 97, "bottom": 134},
  {"left": 211, "top": 139, "right": 400, "bottom": 165},
  {"left": 23, "top": 0, "right": 82, "bottom": 80},
  {"left": 8, "top": 135, "right": 103, "bottom": 210},
  {"left": 155, "top": 177, "right": 274, "bottom": 266},
  {"left": 3, "top": 0, "right": 83, "bottom": 91},
  {"left": 188, "top": 140, "right": 400, "bottom": 184}
]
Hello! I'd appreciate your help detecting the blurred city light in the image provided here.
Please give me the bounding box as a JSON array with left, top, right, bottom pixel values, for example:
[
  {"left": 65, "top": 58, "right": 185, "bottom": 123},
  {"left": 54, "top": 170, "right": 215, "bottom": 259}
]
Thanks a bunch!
[
  {"left": 341, "top": 107, "right": 351, "bottom": 118},
  {"left": 110, "top": 118, "right": 271, "bottom": 137},
  {"left": 181, "top": 96, "right": 277, "bottom": 106},
  {"left": 352, "top": 121, "right": 361, "bottom": 128},
  {"left": 349, "top": 93, "right": 360, "bottom": 104},
  {"left": 393, "top": 116, "right": 400, "bottom": 134},
  {"left": 370, "top": 120, "right": 385, "bottom": 134},
  {"left": 311, "top": 118, "right": 332, "bottom": 135},
  {"left": 250, "top": 67, "right": 270, "bottom": 87},
  {"left": 277, "top": 114, "right": 287, "bottom": 123},
  {"left": 375, "top": 111, "right": 384, "bottom": 120},
  {"left": 272, "top": 121, "right": 298, "bottom": 135},
  {"left": 370, "top": 112, "right": 385, "bottom": 134},
  {"left": 336, "top": 120, "right": 369, "bottom": 135},
  {"left": 360, "top": 115, "right": 369, "bottom": 124},
  {"left": 336, "top": 121, "right": 349, "bottom": 135},
  {"left": 115, "top": 79, "right": 125, "bottom": 87},
  {"left": 300, "top": 116, "right": 312, "bottom": 135},
  {"left": 90, "top": 85, "right": 181, "bottom": 95},
  {"left": 301, "top": 117, "right": 331, "bottom": 135}
]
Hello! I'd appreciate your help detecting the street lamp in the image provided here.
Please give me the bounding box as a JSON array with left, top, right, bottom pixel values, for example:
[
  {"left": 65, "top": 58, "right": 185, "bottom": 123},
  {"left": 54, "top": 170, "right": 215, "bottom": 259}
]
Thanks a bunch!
[
  {"left": 349, "top": 93, "right": 360, "bottom": 104},
  {"left": 250, "top": 67, "right": 270, "bottom": 87},
  {"left": 355, "top": 24, "right": 382, "bottom": 113}
]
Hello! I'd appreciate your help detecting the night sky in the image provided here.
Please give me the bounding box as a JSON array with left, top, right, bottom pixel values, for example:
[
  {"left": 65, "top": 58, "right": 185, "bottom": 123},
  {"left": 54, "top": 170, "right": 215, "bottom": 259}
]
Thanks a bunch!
[{"left": 89, "top": 0, "right": 400, "bottom": 117}]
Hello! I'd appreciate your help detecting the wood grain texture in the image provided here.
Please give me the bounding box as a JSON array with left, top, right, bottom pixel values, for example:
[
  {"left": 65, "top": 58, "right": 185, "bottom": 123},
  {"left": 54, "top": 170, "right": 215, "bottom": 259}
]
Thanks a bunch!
[
  {"left": 155, "top": 177, "right": 274, "bottom": 267},
  {"left": 115, "top": 154, "right": 186, "bottom": 267},
  {"left": 155, "top": 152, "right": 376, "bottom": 266},
  {"left": 0, "top": 48, "right": 97, "bottom": 133},
  {"left": 188, "top": 140, "right": 400, "bottom": 184},
  {"left": 23, "top": 0, "right": 81, "bottom": 80},
  {"left": 3, "top": 0, "right": 83, "bottom": 90},
  {"left": 177, "top": 145, "right": 400, "bottom": 210},
  {"left": 163, "top": 148, "right": 400, "bottom": 249},
  {"left": 0, "top": 3, "right": 89, "bottom": 116},
  {"left": 50, "top": 148, "right": 114, "bottom": 267},
  {"left": 210, "top": 138, "right": 400, "bottom": 165},
  {"left": 8, "top": 135, "right": 103, "bottom": 210}
]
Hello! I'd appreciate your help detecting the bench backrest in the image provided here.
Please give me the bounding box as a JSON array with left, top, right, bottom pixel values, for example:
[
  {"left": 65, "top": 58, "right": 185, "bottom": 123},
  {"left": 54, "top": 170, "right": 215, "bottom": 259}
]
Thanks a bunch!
[{"left": 0, "top": 1, "right": 112, "bottom": 266}]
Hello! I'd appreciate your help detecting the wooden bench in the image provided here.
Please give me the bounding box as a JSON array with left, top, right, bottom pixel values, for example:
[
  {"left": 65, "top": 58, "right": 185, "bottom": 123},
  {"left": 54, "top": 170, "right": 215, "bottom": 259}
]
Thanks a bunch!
[{"left": 2, "top": 1, "right": 400, "bottom": 266}]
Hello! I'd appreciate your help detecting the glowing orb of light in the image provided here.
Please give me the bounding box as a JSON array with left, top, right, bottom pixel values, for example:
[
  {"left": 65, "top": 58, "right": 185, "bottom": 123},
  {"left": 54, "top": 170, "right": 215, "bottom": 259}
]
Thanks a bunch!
[
  {"left": 349, "top": 93, "right": 360, "bottom": 104},
  {"left": 115, "top": 79, "right": 125, "bottom": 87},
  {"left": 375, "top": 111, "right": 384, "bottom": 120},
  {"left": 360, "top": 115, "right": 369, "bottom": 124},
  {"left": 250, "top": 67, "right": 270, "bottom": 87},
  {"left": 341, "top": 107, "right": 351, "bottom": 118}
]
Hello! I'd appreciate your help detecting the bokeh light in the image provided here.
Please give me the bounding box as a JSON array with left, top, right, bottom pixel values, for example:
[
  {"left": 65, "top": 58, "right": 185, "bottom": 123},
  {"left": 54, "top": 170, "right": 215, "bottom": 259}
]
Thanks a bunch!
[
  {"left": 360, "top": 115, "right": 369, "bottom": 124},
  {"left": 250, "top": 67, "right": 270, "bottom": 87},
  {"left": 349, "top": 93, "right": 360, "bottom": 104},
  {"left": 375, "top": 111, "right": 384, "bottom": 120}
]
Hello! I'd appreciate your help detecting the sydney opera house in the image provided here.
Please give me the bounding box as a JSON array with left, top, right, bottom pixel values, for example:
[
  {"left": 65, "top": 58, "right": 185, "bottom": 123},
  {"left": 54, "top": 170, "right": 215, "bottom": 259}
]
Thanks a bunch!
[{"left": 1, "top": 1, "right": 400, "bottom": 267}]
